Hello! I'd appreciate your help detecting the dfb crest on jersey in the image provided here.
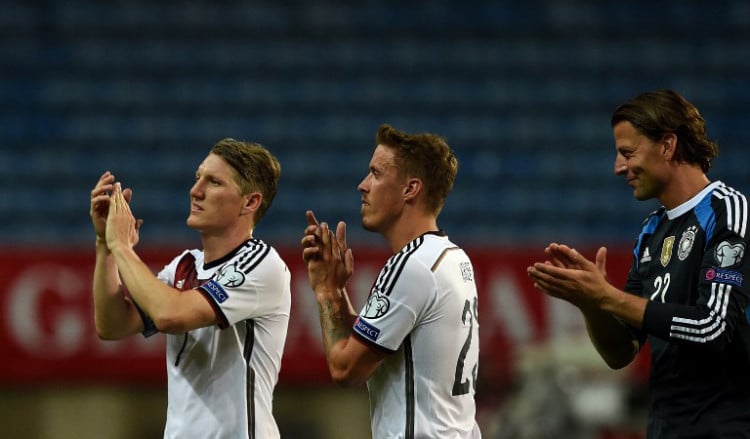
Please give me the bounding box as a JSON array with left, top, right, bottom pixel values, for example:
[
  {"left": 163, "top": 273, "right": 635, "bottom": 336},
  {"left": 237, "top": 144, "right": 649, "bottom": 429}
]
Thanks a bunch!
[
  {"left": 660, "top": 236, "right": 675, "bottom": 267},
  {"left": 715, "top": 240, "right": 745, "bottom": 268},
  {"left": 678, "top": 226, "right": 697, "bottom": 261},
  {"left": 215, "top": 264, "right": 245, "bottom": 288},
  {"left": 362, "top": 289, "right": 390, "bottom": 319}
]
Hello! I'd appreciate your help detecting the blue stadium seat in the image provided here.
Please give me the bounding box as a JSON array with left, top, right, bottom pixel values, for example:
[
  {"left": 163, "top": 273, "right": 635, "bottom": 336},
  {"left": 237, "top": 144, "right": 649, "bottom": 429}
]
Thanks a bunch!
[{"left": 1, "top": 0, "right": 749, "bottom": 247}]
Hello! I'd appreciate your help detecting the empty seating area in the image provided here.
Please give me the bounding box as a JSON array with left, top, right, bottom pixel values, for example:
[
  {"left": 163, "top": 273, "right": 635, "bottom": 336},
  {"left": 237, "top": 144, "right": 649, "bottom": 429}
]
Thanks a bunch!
[{"left": 1, "top": 1, "right": 749, "bottom": 248}]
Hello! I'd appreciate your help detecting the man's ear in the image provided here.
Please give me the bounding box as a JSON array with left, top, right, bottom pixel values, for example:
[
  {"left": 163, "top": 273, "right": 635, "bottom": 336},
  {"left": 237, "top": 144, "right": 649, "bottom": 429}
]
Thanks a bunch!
[
  {"left": 242, "top": 192, "right": 262, "bottom": 215},
  {"left": 403, "top": 178, "right": 423, "bottom": 201},
  {"left": 662, "top": 133, "right": 677, "bottom": 160}
]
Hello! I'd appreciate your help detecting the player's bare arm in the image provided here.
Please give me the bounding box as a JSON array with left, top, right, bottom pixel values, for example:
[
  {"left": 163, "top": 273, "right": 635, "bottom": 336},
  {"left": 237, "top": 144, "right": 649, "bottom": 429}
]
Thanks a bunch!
[
  {"left": 303, "top": 217, "right": 356, "bottom": 343},
  {"left": 302, "top": 211, "right": 383, "bottom": 386},
  {"left": 90, "top": 174, "right": 145, "bottom": 339},
  {"left": 529, "top": 244, "right": 641, "bottom": 368},
  {"left": 105, "top": 182, "right": 217, "bottom": 334},
  {"left": 90, "top": 171, "right": 115, "bottom": 243},
  {"left": 90, "top": 171, "right": 139, "bottom": 243},
  {"left": 529, "top": 245, "right": 646, "bottom": 324}
]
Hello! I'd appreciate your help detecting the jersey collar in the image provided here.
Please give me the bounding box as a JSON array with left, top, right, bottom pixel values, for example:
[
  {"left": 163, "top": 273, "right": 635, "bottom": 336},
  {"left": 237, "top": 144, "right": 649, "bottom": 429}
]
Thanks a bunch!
[
  {"left": 203, "top": 238, "right": 254, "bottom": 269},
  {"left": 666, "top": 180, "right": 721, "bottom": 220}
]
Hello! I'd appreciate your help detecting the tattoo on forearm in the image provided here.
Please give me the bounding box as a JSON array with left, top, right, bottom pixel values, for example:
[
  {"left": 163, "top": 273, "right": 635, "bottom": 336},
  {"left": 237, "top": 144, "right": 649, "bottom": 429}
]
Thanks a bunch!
[{"left": 319, "top": 301, "right": 351, "bottom": 351}]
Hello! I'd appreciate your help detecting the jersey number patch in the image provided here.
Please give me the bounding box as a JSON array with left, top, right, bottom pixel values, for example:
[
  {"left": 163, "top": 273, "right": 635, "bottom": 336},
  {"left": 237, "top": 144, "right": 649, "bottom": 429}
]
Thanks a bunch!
[{"left": 650, "top": 273, "right": 671, "bottom": 303}]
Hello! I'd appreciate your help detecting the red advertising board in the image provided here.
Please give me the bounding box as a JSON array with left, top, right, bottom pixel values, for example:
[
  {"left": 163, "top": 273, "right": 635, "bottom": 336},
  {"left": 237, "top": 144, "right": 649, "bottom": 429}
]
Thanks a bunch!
[{"left": 0, "top": 245, "right": 635, "bottom": 387}]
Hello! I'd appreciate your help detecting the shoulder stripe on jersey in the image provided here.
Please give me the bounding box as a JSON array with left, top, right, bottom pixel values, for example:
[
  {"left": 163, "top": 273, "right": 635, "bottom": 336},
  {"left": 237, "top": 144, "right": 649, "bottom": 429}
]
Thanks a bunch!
[
  {"left": 714, "top": 184, "right": 748, "bottom": 238},
  {"left": 375, "top": 236, "right": 424, "bottom": 297},
  {"left": 237, "top": 240, "right": 271, "bottom": 274},
  {"left": 376, "top": 239, "right": 417, "bottom": 294},
  {"left": 669, "top": 183, "right": 748, "bottom": 342},
  {"left": 430, "top": 247, "right": 460, "bottom": 272},
  {"left": 694, "top": 191, "right": 716, "bottom": 245},
  {"left": 670, "top": 283, "right": 730, "bottom": 342},
  {"left": 403, "top": 335, "right": 415, "bottom": 439}
]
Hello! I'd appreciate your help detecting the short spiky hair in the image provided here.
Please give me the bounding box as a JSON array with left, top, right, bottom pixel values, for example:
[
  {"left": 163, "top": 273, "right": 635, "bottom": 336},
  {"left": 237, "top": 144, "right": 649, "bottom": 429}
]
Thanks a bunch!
[
  {"left": 611, "top": 89, "right": 718, "bottom": 172},
  {"left": 376, "top": 124, "right": 458, "bottom": 215},
  {"left": 210, "top": 138, "right": 281, "bottom": 223}
]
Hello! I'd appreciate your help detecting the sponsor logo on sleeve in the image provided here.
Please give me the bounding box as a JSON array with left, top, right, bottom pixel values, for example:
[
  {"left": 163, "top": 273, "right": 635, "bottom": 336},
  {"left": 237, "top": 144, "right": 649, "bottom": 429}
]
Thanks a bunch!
[
  {"left": 354, "top": 317, "right": 381, "bottom": 342},
  {"left": 202, "top": 279, "right": 230, "bottom": 303},
  {"left": 714, "top": 240, "right": 745, "bottom": 268},
  {"left": 705, "top": 268, "right": 744, "bottom": 287}
]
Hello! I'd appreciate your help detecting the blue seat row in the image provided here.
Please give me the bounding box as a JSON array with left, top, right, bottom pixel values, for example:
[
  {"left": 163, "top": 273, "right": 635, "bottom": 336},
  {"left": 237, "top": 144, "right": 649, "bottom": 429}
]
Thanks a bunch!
[{"left": 1, "top": 0, "right": 749, "bottom": 248}]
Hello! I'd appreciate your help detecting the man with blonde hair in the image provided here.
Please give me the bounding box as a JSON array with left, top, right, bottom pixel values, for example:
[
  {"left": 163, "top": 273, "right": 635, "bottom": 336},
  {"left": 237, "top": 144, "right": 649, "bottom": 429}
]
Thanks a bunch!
[
  {"left": 90, "top": 138, "right": 291, "bottom": 438},
  {"left": 302, "top": 124, "right": 481, "bottom": 438}
]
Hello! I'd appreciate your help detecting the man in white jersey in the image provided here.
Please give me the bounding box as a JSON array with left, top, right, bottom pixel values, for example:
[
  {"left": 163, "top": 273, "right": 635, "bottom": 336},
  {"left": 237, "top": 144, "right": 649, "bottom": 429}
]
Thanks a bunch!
[
  {"left": 301, "top": 124, "right": 481, "bottom": 438},
  {"left": 90, "top": 138, "right": 291, "bottom": 439}
]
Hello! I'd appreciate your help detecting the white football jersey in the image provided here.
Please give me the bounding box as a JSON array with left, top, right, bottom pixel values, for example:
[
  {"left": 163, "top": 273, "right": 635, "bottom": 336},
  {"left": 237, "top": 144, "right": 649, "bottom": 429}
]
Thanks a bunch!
[
  {"left": 143, "top": 239, "right": 291, "bottom": 439},
  {"left": 352, "top": 232, "right": 481, "bottom": 439}
]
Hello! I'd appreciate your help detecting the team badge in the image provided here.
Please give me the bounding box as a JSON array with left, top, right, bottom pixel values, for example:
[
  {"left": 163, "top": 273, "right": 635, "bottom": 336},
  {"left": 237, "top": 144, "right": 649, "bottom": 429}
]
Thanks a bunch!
[
  {"left": 660, "top": 236, "right": 675, "bottom": 267},
  {"left": 215, "top": 264, "right": 245, "bottom": 288},
  {"left": 715, "top": 240, "right": 745, "bottom": 268},
  {"left": 677, "top": 226, "right": 697, "bottom": 261},
  {"left": 362, "top": 289, "right": 390, "bottom": 319}
]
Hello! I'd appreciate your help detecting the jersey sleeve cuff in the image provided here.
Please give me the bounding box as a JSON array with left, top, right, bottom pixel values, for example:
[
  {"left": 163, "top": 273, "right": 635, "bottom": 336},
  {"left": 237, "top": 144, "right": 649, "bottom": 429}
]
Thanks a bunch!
[
  {"left": 196, "top": 283, "right": 230, "bottom": 329},
  {"left": 133, "top": 300, "right": 158, "bottom": 338},
  {"left": 642, "top": 300, "right": 673, "bottom": 340},
  {"left": 351, "top": 330, "right": 397, "bottom": 355}
]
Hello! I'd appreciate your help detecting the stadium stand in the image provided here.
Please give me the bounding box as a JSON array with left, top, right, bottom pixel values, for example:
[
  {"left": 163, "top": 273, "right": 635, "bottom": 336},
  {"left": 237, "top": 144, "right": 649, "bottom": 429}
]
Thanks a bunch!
[{"left": 1, "top": 0, "right": 749, "bottom": 249}]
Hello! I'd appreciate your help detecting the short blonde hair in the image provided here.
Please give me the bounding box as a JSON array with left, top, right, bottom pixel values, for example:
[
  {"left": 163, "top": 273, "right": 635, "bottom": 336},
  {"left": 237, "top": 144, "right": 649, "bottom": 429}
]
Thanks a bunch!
[
  {"left": 376, "top": 124, "right": 458, "bottom": 215},
  {"left": 210, "top": 138, "right": 281, "bottom": 223}
]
